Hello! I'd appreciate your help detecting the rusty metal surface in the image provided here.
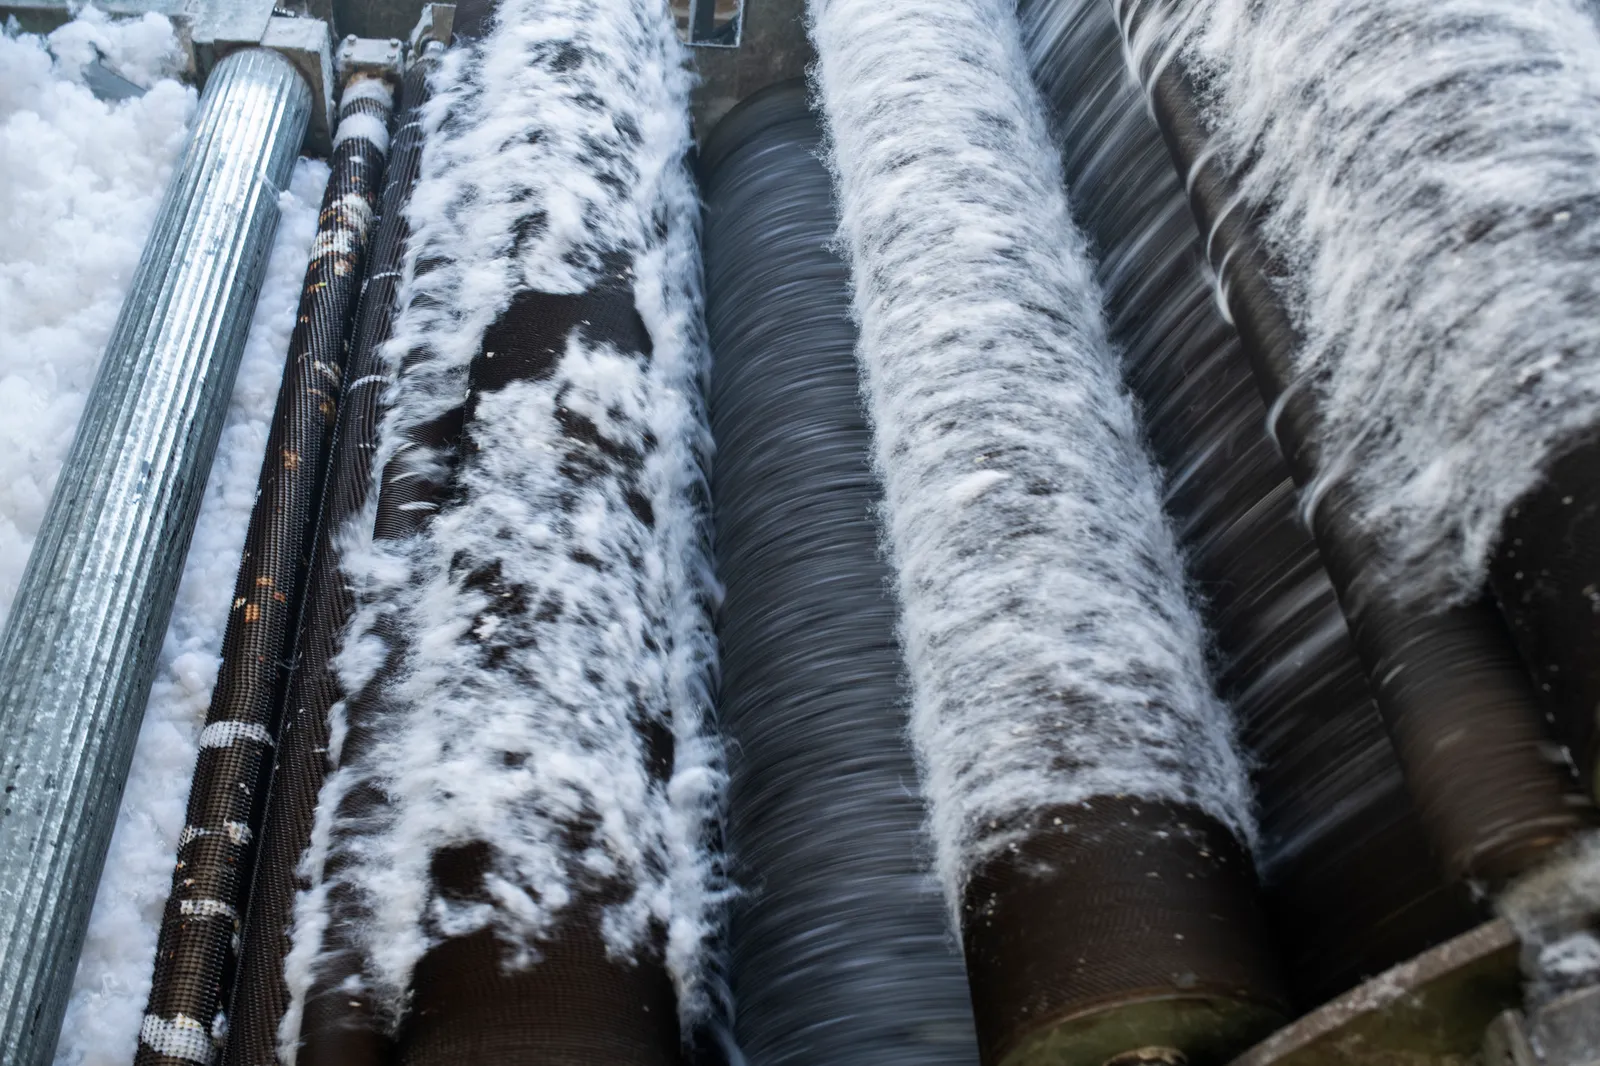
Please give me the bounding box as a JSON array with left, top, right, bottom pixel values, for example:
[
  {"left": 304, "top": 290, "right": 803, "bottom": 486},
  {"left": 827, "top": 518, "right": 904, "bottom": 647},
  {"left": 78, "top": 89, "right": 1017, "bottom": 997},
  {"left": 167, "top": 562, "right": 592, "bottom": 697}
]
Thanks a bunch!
[{"left": 1228, "top": 921, "right": 1522, "bottom": 1066}]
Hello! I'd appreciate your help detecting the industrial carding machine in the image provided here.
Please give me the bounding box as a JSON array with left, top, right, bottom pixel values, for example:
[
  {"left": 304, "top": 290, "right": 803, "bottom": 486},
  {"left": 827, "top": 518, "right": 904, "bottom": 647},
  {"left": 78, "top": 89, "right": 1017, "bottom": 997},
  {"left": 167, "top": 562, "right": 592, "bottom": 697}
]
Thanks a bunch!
[{"left": 1, "top": 0, "right": 1598, "bottom": 1063}]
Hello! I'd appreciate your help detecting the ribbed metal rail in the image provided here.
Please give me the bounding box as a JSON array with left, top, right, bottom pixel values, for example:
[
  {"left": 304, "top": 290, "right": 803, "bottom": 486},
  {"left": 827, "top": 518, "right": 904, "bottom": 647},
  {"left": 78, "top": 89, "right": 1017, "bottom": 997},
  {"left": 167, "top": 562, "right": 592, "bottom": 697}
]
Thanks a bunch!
[{"left": 0, "top": 48, "right": 310, "bottom": 1066}]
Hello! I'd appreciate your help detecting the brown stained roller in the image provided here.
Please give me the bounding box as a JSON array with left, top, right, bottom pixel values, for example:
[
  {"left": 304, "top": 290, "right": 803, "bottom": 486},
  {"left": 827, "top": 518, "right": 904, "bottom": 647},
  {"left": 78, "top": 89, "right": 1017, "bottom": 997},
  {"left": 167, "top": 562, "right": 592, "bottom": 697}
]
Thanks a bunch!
[
  {"left": 1117, "top": 0, "right": 1590, "bottom": 889},
  {"left": 962, "top": 800, "right": 1285, "bottom": 1066},
  {"left": 383, "top": 274, "right": 684, "bottom": 1066},
  {"left": 295, "top": 398, "right": 464, "bottom": 1066},
  {"left": 1492, "top": 438, "right": 1600, "bottom": 801},
  {"left": 224, "top": 64, "right": 426, "bottom": 1066},
  {"left": 138, "top": 77, "right": 393, "bottom": 1066},
  {"left": 292, "top": 455, "right": 462, "bottom": 1066},
  {"left": 400, "top": 928, "right": 681, "bottom": 1066},
  {"left": 397, "top": 838, "right": 680, "bottom": 1066}
]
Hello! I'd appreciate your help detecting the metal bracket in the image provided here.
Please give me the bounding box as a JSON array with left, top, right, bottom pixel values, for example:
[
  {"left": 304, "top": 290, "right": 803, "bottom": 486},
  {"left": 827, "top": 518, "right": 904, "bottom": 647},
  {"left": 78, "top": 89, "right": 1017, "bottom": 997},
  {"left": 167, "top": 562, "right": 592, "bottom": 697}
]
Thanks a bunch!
[
  {"left": 1486, "top": 990, "right": 1600, "bottom": 1066},
  {"left": 1532, "top": 983, "right": 1600, "bottom": 1066},
  {"left": 184, "top": 0, "right": 274, "bottom": 60},
  {"left": 686, "top": 0, "right": 741, "bottom": 47},
  {"left": 257, "top": 14, "right": 333, "bottom": 156},
  {"left": 335, "top": 32, "right": 403, "bottom": 91},
  {"left": 407, "top": 2, "right": 453, "bottom": 56}
]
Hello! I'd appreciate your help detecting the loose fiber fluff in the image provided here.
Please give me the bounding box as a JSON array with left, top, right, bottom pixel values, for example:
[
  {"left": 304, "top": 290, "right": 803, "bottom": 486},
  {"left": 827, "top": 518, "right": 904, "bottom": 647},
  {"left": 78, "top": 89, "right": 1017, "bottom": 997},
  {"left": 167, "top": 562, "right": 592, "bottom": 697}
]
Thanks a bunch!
[
  {"left": 57, "top": 155, "right": 329, "bottom": 1066},
  {"left": 807, "top": 0, "right": 1254, "bottom": 912},
  {"left": 0, "top": 8, "right": 192, "bottom": 632},
  {"left": 1121, "top": 0, "right": 1600, "bottom": 607},
  {"left": 288, "top": 0, "right": 722, "bottom": 1036}
]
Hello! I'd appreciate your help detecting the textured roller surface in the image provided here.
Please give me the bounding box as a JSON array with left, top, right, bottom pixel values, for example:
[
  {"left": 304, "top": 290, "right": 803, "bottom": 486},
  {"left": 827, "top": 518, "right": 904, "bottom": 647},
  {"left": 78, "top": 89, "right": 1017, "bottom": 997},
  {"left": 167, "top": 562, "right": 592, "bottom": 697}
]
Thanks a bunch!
[
  {"left": 1017, "top": 0, "right": 1482, "bottom": 1005},
  {"left": 0, "top": 48, "right": 309, "bottom": 1066},
  {"left": 224, "top": 62, "right": 426, "bottom": 1066},
  {"left": 1130, "top": 0, "right": 1600, "bottom": 614},
  {"left": 700, "top": 82, "right": 981, "bottom": 1066},
  {"left": 286, "top": 54, "right": 456, "bottom": 1066},
  {"left": 1115, "top": 0, "right": 1589, "bottom": 891},
  {"left": 806, "top": 0, "right": 1281, "bottom": 1060},
  {"left": 287, "top": 0, "right": 725, "bottom": 1060},
  {"left": 137, "top": 77, "right": 391, "bottom": 1066},
  {"left": 806, "top": 0, "right": 1253, "bottom": 920}
]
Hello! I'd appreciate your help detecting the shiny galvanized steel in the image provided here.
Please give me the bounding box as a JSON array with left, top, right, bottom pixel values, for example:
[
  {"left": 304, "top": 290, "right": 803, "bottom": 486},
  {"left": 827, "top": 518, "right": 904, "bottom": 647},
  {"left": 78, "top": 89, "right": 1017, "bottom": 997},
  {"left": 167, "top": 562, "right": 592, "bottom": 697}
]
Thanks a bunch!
[{"left": 0, "top": 48, "right": 310, "bottom": 1066}]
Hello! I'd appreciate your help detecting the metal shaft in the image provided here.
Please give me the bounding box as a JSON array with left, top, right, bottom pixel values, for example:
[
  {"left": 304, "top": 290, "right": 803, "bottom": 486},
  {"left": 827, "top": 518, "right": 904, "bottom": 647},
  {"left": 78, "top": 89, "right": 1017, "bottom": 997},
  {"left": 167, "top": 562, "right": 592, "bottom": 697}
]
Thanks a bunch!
[{"left": 0, "top": 48, "right": 309, "bottom": 1066}]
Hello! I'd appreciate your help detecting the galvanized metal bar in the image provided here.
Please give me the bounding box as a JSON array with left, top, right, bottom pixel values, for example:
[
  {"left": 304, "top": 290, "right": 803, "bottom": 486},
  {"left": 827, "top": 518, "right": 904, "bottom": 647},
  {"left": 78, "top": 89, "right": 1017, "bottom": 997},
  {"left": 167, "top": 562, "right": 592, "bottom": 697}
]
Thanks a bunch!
[{"left": 0, "top": 47, "right": 310, "bottom": 1066}]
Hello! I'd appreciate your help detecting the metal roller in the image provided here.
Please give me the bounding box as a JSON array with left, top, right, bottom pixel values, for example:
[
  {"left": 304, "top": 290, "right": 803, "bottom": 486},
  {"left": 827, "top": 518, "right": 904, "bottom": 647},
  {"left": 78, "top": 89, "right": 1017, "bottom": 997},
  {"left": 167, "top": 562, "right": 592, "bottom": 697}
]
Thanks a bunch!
[
  {"left": 386, "top": 271, "right": 686, "bottom": 1066},
  {"left": 1110, "top": 0, "right": 1590, "bottom": 891},
  {"left": 0, "top": 48, "right": 310, "bottom": 1066},
  {"left": 1015, "top": 0, "right": 1484, "bottom": 1005},
  {"left": 804, "top": 0, "right": 1287, "bottom": 1059},
  {"left": 291, "top": 0, "right": 719, "bottom": 1060},
  {"left": 699, "top": 81, "right": 981, "bottom": 1066},
  {"left": 293, "top": 59, "right": 462, "bottom": 1065},
  {"left": 223, "top": 55, "right": 430, "bottom": 1066},
  {"left": 137, "top": 72, "right": 393, "bottom": 1066}
]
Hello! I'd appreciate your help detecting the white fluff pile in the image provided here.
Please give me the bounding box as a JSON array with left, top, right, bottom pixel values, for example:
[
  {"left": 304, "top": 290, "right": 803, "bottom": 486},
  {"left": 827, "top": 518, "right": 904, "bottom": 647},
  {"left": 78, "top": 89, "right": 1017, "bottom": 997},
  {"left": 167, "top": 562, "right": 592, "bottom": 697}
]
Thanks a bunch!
[
  {"left": 0, "top": 9, "right": 191, "bottom": 631},
  {"left": 1499, "top": 831, "right": 1600, "bottom": 1003},
  {"left": 806, "top": 0, "right": 1254, "bottom": 914},
  {"left": 42, "top": 109, "right": 328, "bottom": 1064},
  {"left": 1119, "top": 0, "right": 1600, "bottom": 608},
  {"left": 286, "top": 0, "right": 723, "bottom": 1042}
]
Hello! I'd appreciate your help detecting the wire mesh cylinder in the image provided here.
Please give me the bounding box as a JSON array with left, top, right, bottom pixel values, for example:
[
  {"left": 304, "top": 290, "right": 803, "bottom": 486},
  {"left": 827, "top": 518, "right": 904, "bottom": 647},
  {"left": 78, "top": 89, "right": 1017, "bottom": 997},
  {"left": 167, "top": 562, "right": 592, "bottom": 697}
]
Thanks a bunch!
[{"left": 0, "top": 48, "right": 309, "bottom": 1066}]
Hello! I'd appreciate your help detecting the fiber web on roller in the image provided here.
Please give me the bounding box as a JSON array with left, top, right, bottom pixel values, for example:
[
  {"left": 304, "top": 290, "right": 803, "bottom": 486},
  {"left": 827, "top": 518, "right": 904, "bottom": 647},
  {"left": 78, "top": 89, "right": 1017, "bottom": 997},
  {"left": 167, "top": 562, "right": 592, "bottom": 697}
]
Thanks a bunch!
[
  {"left": 807, "top": 0, "right": 1283, "bottom": 1059},
  {"left": 137, "top": 81, "right": 393, "bottom": 1066},
  {"left": 1117, "top": 0, "right": 1590, "bottom": 891},
  {"left": 1128, "top": 0, "right": 1600, "bottom": 615},
  {"left": 225, "top": 63, "right": 427, "bottom": 1066},
  {"left": 1127, "top": 0, "right": 1600, "bottom": 828},
  {"left": 1017, "top": 0, "right": 1481, "bottom": 1004},
  {"left": 287, "top": 0, "right": 724, "bottom": 1061},
  {"left": 699, "top": 83, "right": 980, "bottom": 1066}
]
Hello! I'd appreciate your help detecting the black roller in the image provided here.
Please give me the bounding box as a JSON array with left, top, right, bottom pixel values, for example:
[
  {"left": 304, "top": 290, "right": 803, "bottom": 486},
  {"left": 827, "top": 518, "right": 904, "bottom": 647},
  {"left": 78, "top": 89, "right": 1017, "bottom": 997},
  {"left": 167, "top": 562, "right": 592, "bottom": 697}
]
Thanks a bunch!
[
  {"left": 296, "top": 0, "right": 720, "bottom": 1058},
  {"left": 223, "top": 60, "right": 428, "bottom": 1066},
  {"left": 138, "top": 76, "right": 394, "bottom": 1066},
  {"left": 387, "top": 271, "right": 686, "bottom": 1066},
  {"left": 1016, "top": 0, "right": 1485, "bottom": 1005},
  {"left": 294, "top": 56, "right": 461, "bottom": 1066},
  {"left": 700, "top": 82, "right": 981, "bottom": 1066}
]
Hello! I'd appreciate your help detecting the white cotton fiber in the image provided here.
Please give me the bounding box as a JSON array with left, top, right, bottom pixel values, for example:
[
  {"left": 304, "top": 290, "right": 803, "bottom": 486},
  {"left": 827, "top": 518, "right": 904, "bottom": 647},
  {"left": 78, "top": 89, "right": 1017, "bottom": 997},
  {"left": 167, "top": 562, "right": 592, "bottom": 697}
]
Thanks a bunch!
[
  {"left": 50, "top": 152, "right": 329, "bottom": 1066},
  {"left": 0, "top": 12, "right": 191, "bottom": 632},
  {"left": 807, "top": 0, "right": 1254, "bottom": 913},
  {"left": 289, "top": 0, "right": 723, "bottom": 1037},
  {"left": 1119, "top": 0, "right": 1600, "bottom": 607}
]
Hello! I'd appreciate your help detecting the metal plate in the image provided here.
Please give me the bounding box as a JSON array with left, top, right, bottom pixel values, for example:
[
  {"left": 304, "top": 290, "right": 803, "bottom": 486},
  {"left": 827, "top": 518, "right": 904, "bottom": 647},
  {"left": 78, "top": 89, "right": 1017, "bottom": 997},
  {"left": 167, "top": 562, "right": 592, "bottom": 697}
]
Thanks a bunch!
[{"left": 1229, "top": 921, "right": 1523, "bottom": 1066}]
